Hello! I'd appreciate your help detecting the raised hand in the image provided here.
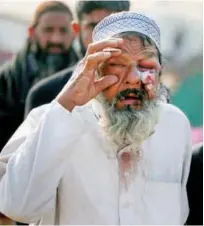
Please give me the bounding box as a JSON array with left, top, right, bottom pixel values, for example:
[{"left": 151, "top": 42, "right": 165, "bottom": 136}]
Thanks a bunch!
[{"left": 56, "top": 38, "right": 123, "bottom": 111}]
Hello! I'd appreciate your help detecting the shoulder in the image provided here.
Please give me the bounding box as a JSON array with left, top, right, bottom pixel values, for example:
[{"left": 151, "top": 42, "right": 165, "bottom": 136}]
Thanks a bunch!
[
  {"left": 156, "top": 103, "right": 191, "bottom": 140},
  {"left": 0, "top": 52, "right": 23, "bottom": 77},
  {"left": 27, "top": 101, "right": 94, "bottom": 122},
  {"left": 30, "top": 66, "right": 75, "bottom": 94},
  {"left": 26, "top": 66, "right": 75, "bottom": 106},
  {"left": 26, "top": 103, "right": 50, "bottom": 122},
  {"left": 24, "top": 65, "right": 80, "bottom": 117},
  {"left": 159, "top": 103, "right": 190, "bottom": 127}
]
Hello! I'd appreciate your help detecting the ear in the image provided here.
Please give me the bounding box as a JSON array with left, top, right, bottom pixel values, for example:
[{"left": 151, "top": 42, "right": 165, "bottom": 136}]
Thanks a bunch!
[
  {"left": 28, "top": 26, "right": 35, "bottom": 40},
  {"left": 71, "top": 21, "right": 80, "bottom": 36}
]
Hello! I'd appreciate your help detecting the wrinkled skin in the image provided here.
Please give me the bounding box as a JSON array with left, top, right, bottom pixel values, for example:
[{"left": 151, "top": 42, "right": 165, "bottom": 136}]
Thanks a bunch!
[
  {"left": 99, "top": 36, "right": 161, "bottom": 110},
  {"left": 56, "top": 36, "right": 162, "bottom": 112}
]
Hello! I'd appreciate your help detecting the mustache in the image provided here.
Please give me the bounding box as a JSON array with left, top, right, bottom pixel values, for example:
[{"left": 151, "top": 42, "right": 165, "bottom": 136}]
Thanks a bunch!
[
  {"left": 46, "top": 43, "right": 65, "bottom": 50},
  {"left": 116, "top": 88, "right": 146, "bottom": 101}
]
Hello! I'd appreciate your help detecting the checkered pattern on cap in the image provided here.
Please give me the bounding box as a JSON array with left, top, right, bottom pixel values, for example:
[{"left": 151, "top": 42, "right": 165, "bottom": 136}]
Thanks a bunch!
[{"left": 92, "top": 11, "right": 160, "bottom": 50}]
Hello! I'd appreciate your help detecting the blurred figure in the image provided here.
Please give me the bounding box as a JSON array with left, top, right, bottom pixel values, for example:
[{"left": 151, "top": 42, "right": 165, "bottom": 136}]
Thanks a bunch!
[
  {"left": 0, "top": 1, "right": 79, "bottom": 151},
  {"left": 24, "top": 0, "right": 130, "bottom": 116},
  {"left": 186, "top": 142, "right": 203, "bottom": 225}
]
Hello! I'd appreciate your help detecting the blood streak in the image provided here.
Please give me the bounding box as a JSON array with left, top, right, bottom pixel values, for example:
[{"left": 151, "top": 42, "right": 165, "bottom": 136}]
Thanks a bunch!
[
  {"left": 140, "top": 71, "right": 156, "bottom": 85},
  {"left": 145, "top": 74, "right": 155, "bottom": 84}
]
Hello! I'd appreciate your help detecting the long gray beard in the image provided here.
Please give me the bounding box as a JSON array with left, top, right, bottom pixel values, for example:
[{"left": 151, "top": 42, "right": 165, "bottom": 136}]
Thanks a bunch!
[{"left": 96, "top": 84, "right": 168, "bottom": 150}]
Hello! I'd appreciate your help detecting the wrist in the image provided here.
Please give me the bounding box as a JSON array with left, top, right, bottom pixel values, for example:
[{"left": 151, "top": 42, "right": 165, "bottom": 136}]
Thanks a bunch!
[{"left": 56, "top": 94, "right": 76, "bottom": 112}]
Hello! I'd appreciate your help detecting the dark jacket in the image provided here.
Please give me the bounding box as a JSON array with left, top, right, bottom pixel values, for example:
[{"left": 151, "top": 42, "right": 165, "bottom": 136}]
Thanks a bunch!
[
  {"left": 186, "top": 143, "right": 203, "bottom": 225},
  {"left": 0, "top": 45, "right": 79, "bottom": 152},
  {"left": 24, "top": 66, "right": 75, "bottom": 117}
]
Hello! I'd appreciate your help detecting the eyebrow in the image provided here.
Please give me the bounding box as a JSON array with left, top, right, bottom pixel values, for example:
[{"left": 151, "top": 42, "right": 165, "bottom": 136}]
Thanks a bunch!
[
  {"left": 109, "top": 50, "right": 157, "bottom": 63},
  {"left": 139, "top": 50, "right": 158, "bottom": 59},
  {"left": 118, "top": 49, "right": 158, "bottom": 61}
]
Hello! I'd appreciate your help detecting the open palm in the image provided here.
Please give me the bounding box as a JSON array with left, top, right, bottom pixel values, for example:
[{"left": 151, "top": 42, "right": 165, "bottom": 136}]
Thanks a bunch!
[{"left": 57, "top": 38, "right": 123, "bottom": 111}]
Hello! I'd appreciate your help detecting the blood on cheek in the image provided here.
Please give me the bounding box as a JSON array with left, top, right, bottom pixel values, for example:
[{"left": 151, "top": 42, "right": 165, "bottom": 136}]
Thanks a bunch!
[{"left": 140, "top": 71, "right": 156, "bottom": 85}]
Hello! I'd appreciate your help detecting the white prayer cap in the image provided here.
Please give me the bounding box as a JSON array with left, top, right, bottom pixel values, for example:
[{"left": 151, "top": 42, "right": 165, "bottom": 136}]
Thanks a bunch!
[{"left": 92, "top": 11, "right": 161, "bottom": 50}]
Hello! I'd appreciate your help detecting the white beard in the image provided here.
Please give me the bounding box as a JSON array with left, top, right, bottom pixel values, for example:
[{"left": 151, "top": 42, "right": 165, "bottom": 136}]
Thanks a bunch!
[{"left": 96, "top": 84, "right": 168, "bottom": 151}]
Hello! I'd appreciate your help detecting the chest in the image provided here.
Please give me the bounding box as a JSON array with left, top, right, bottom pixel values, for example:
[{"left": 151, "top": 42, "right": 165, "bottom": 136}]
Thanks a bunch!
[{"left": 56, "top": 129, "right": 185, "bottom": 224}]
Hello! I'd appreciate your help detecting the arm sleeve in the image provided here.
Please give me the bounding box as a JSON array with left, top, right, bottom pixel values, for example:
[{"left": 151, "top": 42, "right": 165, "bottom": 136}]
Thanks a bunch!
[
  {"left": 0, "top": 101, "right": 84, "bottom": 223},
  {"left": 180, "top": 119, "right": 192, "bottom": 224}
]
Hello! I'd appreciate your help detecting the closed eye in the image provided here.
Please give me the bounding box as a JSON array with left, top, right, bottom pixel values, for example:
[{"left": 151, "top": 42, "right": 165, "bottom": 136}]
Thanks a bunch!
[
  {"left": 109, "top": 63, "right": 126, "bottom": 68},
  {"left": 138, "top": 66, "right": 155, "bottom": 72}
]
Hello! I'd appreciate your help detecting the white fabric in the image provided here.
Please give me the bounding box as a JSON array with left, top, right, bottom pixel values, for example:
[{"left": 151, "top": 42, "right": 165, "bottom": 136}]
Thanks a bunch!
[{"left": 0, "top": 100, "right": 192, "bottom": 225}]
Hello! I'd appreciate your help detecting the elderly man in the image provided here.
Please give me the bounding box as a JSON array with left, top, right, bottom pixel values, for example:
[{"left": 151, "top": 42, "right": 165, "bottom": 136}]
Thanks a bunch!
[{"left": 0, "top": 12, "right": 191, "bottom": 225}]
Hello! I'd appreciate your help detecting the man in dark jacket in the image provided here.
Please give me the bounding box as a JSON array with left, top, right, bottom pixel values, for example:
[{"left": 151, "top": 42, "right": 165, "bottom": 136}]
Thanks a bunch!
[
  {"left": 186, "top": 142, "right": 203, "bottom": 225},
  {"left": 0, "top": 1, "right": 79, "bottom": 151},
  {"left": 24, "top": 0, "right": 131, "bottom": 116}
]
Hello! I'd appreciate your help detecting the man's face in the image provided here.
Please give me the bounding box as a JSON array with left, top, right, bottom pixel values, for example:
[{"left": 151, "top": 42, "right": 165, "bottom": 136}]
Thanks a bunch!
[
  {"left": 79, "top": 9, "right": 116, "bottom": 50},
  {"left": 33, "top": 11, "right": 74, "bottom": 54},
  {"left": 98, "top": 36, "right": 161, "bottom": 111}
]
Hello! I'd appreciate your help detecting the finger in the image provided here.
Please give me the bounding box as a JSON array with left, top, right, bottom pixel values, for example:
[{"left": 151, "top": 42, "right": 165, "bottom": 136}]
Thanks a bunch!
[
  {"left": 86, "top": 38, "right": 124, "bottom": 55},
  {"left": 94, "top": 75, "right": 118, "bottom": 94},
  {"left": 102, "top": 48, "right": 122, "bottom": 57},
  {"left": 85, "top": 51, "right": 114, "bottom": 71}
]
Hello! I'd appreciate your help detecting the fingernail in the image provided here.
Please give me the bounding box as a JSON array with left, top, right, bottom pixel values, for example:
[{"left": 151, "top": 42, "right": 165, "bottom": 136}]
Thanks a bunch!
[
  {"left": 103, "top": 52, "right": 111, "bottom": 57},
  {"left": 110, "top": 38, "right": 123, "bottom": 43},
  {"left": 103, "top": 48, "right": 121, "bottom": 52},
  {"left": 110, "top": 75, "right": 119, "bottom": 83},
  {"left": 103, "top": 51, "right": 111, "bottom": 57},
  {"left": 117, "top": 39, "right": 124, "bottom": 44},
  {"left": 146, "top": 84, "right": 153, "bottom": 90}
]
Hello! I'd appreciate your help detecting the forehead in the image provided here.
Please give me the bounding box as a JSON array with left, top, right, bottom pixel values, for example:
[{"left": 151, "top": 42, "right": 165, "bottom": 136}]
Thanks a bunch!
[
  {"left": 119, "top": 36, "right": 157, "bottom": 58},
  {"left": 37, "top": 11, "right": 72, "bottom": 27},
  {"left": 81, "top": 9, "right": 115, "bottom": 25}
]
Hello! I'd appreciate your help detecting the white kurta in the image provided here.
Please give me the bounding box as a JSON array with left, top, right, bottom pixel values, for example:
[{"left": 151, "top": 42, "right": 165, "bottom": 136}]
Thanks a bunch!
[{"left": 0, "top": 100, "right": 192, "bottom": 225}]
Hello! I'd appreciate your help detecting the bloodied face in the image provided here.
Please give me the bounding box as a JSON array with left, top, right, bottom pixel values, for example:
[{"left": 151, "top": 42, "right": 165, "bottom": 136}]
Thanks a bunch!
[{"left": 98, "top": 35, "right": 162, "bottom": 111}]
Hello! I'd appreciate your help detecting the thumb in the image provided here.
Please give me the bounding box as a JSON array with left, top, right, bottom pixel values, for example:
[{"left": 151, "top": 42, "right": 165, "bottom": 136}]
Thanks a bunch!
[{"left": 94, "top": 75, "right": 118, "bottom": 94}]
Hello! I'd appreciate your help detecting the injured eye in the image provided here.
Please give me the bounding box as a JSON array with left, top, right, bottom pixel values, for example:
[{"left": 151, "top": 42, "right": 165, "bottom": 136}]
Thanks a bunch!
[
  {"left": 138, "top": 67, "right": 156, "bottom": 73},
  {"left": 109, "top": 63, "right": 127, "bottom": 68}
]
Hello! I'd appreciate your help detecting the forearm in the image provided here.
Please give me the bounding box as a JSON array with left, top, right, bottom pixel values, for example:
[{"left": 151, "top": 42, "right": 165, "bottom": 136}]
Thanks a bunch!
[{"left": 0, "top": 101, "right": 84, "bottom": 223}]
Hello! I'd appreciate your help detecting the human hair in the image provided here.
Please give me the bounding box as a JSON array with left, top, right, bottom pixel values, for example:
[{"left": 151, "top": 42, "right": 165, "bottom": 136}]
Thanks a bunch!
[
  {"left": 76, "top": 1, "right": 130, "bottom": 21},
  {"left": 114, "top": 31, "right": 163, "bottom": 66},
  {"left": 32, "top": 1, "right": 73, "bottom": 27}
]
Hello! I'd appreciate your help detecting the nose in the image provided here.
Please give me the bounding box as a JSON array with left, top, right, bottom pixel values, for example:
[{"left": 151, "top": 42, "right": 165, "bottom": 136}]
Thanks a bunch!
[
  {"left": 50, "top": 31, "right": 62, "bottom": 44},
  {"left": 125, "top": 65, "right": 141, "bottom": 86}
]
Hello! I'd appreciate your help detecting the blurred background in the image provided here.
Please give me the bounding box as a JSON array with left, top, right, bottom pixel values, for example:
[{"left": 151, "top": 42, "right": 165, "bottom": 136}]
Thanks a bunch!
[{"left": 0, "top": 0, "right": 203, "bottom": 144}]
